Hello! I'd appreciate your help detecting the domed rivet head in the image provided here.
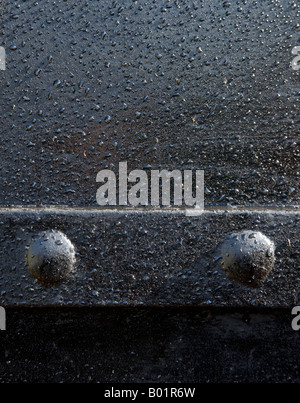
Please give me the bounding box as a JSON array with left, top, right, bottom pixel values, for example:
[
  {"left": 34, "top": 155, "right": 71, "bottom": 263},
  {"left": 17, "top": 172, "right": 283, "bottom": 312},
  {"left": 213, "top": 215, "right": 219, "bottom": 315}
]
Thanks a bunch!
[
  {"left": 25, "top": 230, "right": 76, "bottom": 284},
  {"left": 221, "top": 230, "right": 275, "bottom": 288}
]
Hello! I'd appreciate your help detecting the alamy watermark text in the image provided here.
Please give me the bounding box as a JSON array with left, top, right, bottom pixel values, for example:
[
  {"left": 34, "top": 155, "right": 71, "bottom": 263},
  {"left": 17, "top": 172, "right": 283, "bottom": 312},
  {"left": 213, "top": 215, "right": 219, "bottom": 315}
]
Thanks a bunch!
[
  {"left": 0, "top": 307, "right": 6, "bottom": 331},
  {"left": 96, "top": 162, "right": 204, "bottom": 215},
  {"left": 291, "top": 46, "right": 300, "bottom": 71},
  {"left": 0, "top": 47, "right": 5, "bottom": 70}
]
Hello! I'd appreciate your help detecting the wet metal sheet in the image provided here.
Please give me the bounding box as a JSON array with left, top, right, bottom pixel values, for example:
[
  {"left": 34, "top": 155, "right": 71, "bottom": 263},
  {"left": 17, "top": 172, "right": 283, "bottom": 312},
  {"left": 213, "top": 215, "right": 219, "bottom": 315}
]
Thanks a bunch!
[
  {"left": 0, "top": 1, "right": 299, "bottom": 308},
  {"left": 0, "top": 0, "right": 299, "bottom": 207},
  {"left": 0, "top": 208, "right": 299, "bottom": 308}
]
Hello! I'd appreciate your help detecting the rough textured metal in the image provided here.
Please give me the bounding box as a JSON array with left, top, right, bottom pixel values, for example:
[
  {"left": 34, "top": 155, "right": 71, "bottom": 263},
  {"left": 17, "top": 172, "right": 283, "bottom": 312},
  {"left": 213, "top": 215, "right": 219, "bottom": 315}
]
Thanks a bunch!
[
  {"left": 221, "top": 230, "right": 275, "bottom": 288},
  {"left": 0, "top": 0, "right": 299, "bottom": 385},
  {"left": 0, "top": 0, "right": 299, "bottom": 207},
  {"left": 25, "top": 230, "right": 76, "bottom": 284},
  {"left": 0, "top": 0, "right": 299, "bottom": 307},
  {"left": 0, "top": 208, "right": 299, "bottom": 308}
]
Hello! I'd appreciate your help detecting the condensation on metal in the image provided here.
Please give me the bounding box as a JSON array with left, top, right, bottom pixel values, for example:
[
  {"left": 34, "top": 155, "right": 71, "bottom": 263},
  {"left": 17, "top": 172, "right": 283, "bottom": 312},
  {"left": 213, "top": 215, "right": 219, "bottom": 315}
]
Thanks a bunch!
[
  {"left": 0, "top": 1, "right": 299, "bottom": 308},
  {"left": 0, "top": 210, "right": 298, "bottom": 308},
  {"left": 0, "top": 0, "right": 299, "bottom": 208},
  {"left": 26, "top": 230, "right": 76, "bottom": 284},
  {"left": 221, "top": 230, "right": 275, "bottom": 288}
]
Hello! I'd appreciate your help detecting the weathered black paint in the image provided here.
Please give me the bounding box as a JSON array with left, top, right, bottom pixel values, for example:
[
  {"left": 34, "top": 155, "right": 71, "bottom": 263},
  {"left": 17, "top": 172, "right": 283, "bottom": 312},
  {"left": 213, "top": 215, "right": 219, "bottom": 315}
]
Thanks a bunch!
[{"left": 0, "top": 0, "right": 299, "bottom": 383}]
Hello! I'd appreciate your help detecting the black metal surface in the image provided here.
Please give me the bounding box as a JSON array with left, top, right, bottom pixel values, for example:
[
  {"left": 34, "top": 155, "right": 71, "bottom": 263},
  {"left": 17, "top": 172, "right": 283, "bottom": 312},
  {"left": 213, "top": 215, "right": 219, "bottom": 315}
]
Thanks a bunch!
[
  {"left": 1, "top": 0, "right": 300, "bottom": 384},
  {"left": 0, "top": 0, "right": 299, "bottom": 207},
  {"left": 0, "top": 307, "right": 299, "bottom": 383},
  {"left": 0, "top": 0, "right": 299, "bottom": 306},
  {"left": 0, "top": 208, "right": 299, "bottom": 307}
]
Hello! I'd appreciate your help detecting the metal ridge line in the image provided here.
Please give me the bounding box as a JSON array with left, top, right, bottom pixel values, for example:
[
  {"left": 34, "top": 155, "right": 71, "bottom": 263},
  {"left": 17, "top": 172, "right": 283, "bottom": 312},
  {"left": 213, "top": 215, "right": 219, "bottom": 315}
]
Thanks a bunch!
[{"left": 0, "top": 206, "right": 299, "bottom": 214}]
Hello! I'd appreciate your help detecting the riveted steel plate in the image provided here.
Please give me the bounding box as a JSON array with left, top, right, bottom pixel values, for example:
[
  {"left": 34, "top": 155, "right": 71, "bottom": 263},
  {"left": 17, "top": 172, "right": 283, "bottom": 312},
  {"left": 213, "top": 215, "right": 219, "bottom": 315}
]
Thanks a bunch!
[
  {"left": 0, "top": 1, "right": 300, "bottom": 310},
  {"left": 0, "top": 0, "right": 299, "bottom": 207},
  {"left": 1, "top": 1, "right": 300, "bottom": 385},
  {"left": 0, "top": 208, "right": 299, "bottom": 307}
]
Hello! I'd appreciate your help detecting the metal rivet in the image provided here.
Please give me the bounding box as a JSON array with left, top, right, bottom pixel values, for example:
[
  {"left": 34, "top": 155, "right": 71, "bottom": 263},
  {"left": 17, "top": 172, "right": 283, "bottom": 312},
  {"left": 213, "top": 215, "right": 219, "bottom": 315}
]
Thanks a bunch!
[
  {"left": 25, "top": 230, "right": 76, "bottom": 284},
  {"left": 221, "top": 230, "right": 275, "bottom": 288}
]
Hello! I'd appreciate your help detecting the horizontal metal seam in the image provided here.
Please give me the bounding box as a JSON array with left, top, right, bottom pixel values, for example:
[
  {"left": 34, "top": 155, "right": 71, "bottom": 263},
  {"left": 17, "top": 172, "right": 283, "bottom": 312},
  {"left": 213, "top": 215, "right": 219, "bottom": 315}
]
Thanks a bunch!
[{"left": 0, "top": 207, "right": 299, "bottom": 215}]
